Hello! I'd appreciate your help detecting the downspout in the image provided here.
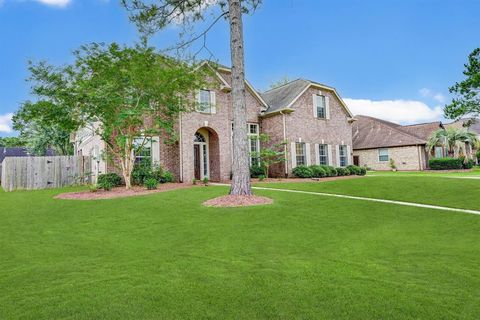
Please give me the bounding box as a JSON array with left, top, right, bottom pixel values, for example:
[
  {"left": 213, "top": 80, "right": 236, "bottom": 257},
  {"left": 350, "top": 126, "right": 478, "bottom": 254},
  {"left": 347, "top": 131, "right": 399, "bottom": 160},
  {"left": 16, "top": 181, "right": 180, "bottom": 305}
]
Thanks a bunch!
[
  {"left": 179, "top": 112, "right": 183, "bottom": 183},
  {"left": 281, "top": 111, "right": 288, "bottom": 177}
]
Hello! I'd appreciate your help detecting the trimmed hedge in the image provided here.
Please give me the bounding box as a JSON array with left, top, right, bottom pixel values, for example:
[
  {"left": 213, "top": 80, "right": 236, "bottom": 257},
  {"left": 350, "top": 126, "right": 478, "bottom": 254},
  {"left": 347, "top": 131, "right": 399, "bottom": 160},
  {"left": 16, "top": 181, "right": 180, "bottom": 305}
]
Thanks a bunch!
[
  {"left": 250, "top": 165, "right": 266, "bottom": 178},
  {"left": 429, "top": 157, "right": 463, "bottom": 170},
  {"left": 292, "top": 165, "right": 313, "bottom": 178},
  {"left": 347, "top": 165, "right": 367, "bottom": 176},
  {"left": 309, "top": 165, "right": 327, "bottom": 178},
  {"left": 336, "top": 167, "right": 350, "bottom": 176}
]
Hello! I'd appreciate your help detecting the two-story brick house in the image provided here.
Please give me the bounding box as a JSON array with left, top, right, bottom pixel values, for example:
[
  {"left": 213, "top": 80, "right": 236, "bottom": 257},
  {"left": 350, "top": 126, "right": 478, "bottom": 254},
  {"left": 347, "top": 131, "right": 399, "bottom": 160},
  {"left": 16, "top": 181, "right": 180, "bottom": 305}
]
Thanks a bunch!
[{"left": 73, "top": 63, "right": 355, "bottom": 182}]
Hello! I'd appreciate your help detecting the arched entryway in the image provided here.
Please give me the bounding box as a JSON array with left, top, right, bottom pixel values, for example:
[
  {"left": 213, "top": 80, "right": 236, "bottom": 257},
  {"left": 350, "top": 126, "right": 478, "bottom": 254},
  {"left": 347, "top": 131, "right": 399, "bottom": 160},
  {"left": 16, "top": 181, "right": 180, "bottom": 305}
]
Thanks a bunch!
[{"left": 193, "top": 128, "right": 220, "bottom": 181}]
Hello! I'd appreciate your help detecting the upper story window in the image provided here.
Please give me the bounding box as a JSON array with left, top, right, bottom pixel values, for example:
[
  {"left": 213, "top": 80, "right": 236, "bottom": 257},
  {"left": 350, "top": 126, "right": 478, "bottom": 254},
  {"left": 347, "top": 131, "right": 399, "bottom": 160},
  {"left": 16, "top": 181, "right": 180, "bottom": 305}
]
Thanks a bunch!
[
  {"left": 318, "top": 144, "right": 328, "bottom": 165},
  {"left": 316, "top": 95, "right": 326, "bottom": 118},
  {"left": 296, "top": 143, "right": 306, "bottom": 166},
  {"left": 339, "top": 145, "right": 348, "bottom": 167},
  {"left": 197, "top": 89, "right": 216, "bottom": 114},
  {"left": 378, "top": 148, "right": 389, "bottom": 162},
  {"left": 134, "top": 137, "right": 152, "bottom": 164}
]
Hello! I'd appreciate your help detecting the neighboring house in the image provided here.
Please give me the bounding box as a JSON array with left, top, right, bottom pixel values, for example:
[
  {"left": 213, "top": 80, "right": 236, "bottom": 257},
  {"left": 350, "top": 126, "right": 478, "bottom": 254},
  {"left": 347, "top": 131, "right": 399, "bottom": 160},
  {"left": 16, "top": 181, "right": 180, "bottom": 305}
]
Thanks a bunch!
[
  {"left": 0, "top": 147, "right": 55, "bottom": 163},
  {"left": 73, "top": 63, "right": 355, "bottom": 182},
  {"left": 352, "top": 115, "right": 443, "bottom": 171}
]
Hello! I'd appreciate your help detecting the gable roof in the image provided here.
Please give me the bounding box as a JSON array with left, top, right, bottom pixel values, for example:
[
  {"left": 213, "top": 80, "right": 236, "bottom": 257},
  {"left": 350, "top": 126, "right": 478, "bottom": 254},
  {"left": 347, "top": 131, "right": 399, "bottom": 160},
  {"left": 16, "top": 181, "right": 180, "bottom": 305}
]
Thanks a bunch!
[
  {"left": 352, "top": 115, "right": 427, "bottom": 150},
  {"left": 402, "top": 121, "right": 443, "bottom": 140},
  {"left": 260, "top": 78, "right": 354, "bottom": 117}
]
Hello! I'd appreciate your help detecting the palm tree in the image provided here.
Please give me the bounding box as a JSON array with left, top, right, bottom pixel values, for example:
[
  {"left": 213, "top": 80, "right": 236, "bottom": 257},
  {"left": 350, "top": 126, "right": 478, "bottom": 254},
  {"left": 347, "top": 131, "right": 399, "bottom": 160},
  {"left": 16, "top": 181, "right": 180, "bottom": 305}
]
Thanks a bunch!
[{"left": 427, "top": 127, "right": 479, "bottom": 160}]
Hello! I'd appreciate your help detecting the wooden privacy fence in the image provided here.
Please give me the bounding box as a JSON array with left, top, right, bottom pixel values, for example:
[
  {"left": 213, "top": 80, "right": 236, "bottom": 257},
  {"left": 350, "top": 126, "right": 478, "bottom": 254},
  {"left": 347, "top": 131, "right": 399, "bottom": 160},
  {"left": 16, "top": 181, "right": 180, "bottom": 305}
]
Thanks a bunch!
[{"left": 1, "top": 156, "right": 92, "bottom": 192}]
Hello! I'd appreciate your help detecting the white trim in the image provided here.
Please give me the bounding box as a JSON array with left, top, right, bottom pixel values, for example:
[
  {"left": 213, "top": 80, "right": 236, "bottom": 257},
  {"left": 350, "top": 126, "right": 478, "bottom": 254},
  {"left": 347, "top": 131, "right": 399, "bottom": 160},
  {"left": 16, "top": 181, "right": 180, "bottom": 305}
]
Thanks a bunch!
[
  {"left": 336, "top": 145, "right": 341, "bottom": 167},
  {"left": 327, "top": 145, "right": 333, "bottom": 166},
  {"left": 314, "top": 143, "right": 320, "bottom": 165},
  {"left": 210, "top": 91, "right": 216, "bottom": 114},
  {"left": 285, "top": 82, "right": 353, "bottom": 118},
  {"left": 312, "top": 93, "right": 317, "bottom": 118},
  {"left": 151, "top": 136, "right": 160, "bottom": 165},
  {"left": 347, "top": 145, "right": 351, "bottom": 166},
  {"left": 325, "top": 96, "right": 331, "bottom": 120},
  {"left": 290, "top": 142, "right": 297, "bottom": 168}
]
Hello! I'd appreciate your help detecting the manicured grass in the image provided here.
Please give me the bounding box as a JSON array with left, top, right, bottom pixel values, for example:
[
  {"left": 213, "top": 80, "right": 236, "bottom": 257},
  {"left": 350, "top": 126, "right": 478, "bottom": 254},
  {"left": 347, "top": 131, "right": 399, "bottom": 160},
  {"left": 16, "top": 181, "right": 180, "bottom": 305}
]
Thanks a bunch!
[
  {"left": 256, "top": 175, "right": 480, "bottom": 210},
  {"left": 1, "top": 181, "right": 480, "bottom": 319},
  {"left": 368, "top": 166, "right": 480, "bottom": 177}
]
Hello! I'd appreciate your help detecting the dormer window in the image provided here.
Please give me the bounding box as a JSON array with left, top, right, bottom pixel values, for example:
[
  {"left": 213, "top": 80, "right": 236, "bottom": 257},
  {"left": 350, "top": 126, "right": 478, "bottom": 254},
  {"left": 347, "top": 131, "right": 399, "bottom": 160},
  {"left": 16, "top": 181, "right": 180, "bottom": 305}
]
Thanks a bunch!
[
  {"left": 316, "top": 95, "right": 326, "bottom": 118},
  {"left": 197, "top": 89, "right": 216, "bottom": 114}
]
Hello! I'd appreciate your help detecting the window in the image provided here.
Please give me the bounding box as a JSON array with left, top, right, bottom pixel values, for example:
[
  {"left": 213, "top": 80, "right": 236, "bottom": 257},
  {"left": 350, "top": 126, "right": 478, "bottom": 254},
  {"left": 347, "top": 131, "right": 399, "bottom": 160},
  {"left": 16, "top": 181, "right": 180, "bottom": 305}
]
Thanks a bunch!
[
  {"left": 316, "top": 95, "right": 326, "bottom": 118},
  {"left": 378, "top": 148, "right": 389, "bottom": 162},
  {"left": 248, "top": 124, "right": 260, "bottom": 166},
  {"left": 339, "top": 145, "right": 348, "bottom": 167},
  {"left": 296, "top": 143, "right": 306, "bottom": 166},
  {"left": 434, "top": 146, "right": 444, "bottom": 158},
  {"left": 319, "top": 144, "right": 328, "bottom": 165},
  {"left": 134, "top": 137, "right": 152, "bottom": 164},
  {"left": 197, "top": 89, "right": 212, "bottom": 113}
]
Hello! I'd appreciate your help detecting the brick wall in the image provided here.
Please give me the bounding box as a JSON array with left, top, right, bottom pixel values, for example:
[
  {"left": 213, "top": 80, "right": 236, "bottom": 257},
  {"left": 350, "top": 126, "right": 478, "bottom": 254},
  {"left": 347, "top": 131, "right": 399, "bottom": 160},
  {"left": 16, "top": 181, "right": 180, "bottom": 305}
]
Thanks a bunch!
[{"left": 353, "top": 145, "right": 428, "bottom": 171}]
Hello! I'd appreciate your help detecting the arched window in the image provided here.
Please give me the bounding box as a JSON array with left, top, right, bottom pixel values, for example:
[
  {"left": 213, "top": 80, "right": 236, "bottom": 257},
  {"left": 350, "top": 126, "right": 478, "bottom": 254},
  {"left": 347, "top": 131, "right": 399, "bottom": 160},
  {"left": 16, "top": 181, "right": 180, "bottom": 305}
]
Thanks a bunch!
[{"left": 194, "top": 132, "right": 206, "bottom": 143}]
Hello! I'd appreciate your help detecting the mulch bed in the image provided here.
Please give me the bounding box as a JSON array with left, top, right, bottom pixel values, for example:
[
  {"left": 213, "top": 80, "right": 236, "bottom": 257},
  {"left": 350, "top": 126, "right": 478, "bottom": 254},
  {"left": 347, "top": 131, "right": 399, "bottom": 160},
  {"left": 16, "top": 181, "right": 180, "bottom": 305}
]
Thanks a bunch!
[
  {"left": 203, "top": 195, "right": 273, "bottom": 208},
  {"left": 248, "top": 175, "right": 364, "bottom": 184},
  {"left": 55, "top": 183, "right": 194, "bottom": 200}
]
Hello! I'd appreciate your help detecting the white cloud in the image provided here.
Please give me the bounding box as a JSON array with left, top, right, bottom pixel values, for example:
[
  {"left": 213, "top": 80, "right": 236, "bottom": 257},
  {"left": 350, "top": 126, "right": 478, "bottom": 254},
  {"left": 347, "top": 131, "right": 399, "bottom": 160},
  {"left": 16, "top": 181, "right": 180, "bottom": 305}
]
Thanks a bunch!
[
  {"left": 419, "top": 87, "right": 446, "bottom": 103},
  {"left": 33, "top": 0, "right": 71, "bottom": 7},
  {"left": 0, "top": 113, "right": 13, "bottom": 133},
  {"left": 344, "top": 98, "right": 444, "bottom": 124}
]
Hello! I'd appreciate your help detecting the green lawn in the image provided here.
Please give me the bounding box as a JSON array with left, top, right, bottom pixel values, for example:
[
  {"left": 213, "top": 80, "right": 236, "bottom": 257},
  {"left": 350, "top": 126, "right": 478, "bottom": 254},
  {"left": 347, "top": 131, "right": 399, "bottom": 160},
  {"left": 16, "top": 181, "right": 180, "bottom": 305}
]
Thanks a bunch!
[
  {"left": 368, "top": 167, "right": 480, "bottom": 177},
  {"left": 256, "top": 175, "right": 480, "bottom": 211},
  {"left": 1, "top": 177, "right": 480, "bottom": 319}
]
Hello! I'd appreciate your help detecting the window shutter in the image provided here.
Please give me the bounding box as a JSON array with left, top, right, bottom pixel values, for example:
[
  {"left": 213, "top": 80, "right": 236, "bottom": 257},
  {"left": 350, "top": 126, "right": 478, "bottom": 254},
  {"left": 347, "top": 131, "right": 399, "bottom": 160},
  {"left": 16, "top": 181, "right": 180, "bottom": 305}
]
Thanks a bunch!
[
  {"left": 336, "top": 145, "right": 341, "bottom": 167},
  {"left": 314, "top": 144, "right": 320, "bottom": 165},
  {"left": 151, "top": 136, "right": 160, "bottom": 165},
  {"left": 210, "top": 91, "right": 216, "bottom": 114},
  {"left": 325, "top": 96, "right": 331, "bottom": 119},
  {"left": 312, "top": 94, "right": 317, "bottom": 118},
  {"left": 291, "top": 142, "right": 297, "bottom": 168},
  {"left": 305, "top": 143, "right": 311, "bottom": 166},
  {"left": 327, "top": 145, "right": 333, "bottom": 166},
  {"left": 347, "top": 145, "right": 351, "bottom": 166}
]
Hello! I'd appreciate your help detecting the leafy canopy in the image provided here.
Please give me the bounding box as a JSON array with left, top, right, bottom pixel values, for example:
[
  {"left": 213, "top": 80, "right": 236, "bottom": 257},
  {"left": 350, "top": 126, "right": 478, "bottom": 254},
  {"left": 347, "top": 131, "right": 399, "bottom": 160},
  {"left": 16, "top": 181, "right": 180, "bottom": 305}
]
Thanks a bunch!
[{"left": 444, "top": 48, "right": 480, "bottom": 119}]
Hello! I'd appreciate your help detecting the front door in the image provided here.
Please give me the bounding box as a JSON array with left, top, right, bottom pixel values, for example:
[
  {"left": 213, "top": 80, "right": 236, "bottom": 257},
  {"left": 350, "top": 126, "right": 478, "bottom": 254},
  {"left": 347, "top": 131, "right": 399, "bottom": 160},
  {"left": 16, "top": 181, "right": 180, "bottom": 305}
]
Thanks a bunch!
[
  {"left": 194, "top": 144, "right": 201, "bottom": 180},
  {"left": 353, "top": 155, "right": 359, "bottom": 166}
]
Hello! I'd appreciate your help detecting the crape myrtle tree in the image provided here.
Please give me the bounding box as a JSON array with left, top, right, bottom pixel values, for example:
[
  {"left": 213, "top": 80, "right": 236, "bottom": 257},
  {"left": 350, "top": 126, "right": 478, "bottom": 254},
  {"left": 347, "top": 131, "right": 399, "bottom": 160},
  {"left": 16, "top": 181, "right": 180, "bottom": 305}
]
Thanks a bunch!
[
  {"left": 444, "top": 48, "right": 480, "bottom": 119},
  {"left": 122, "top": 0, "right": 262, "bottom": 195},
  {"left": 74, "top": 43, "right": 207, "bottom": 189},
  {"left": 16, "top": 43, "right": 207, "bottom": 189}
]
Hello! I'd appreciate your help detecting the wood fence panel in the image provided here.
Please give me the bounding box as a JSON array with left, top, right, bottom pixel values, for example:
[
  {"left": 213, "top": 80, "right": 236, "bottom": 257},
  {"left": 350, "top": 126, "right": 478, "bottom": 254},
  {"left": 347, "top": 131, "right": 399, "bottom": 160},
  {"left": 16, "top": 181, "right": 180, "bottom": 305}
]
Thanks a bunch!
[{"left": 1, "top": 156, "right": 92, "bottom": 192}]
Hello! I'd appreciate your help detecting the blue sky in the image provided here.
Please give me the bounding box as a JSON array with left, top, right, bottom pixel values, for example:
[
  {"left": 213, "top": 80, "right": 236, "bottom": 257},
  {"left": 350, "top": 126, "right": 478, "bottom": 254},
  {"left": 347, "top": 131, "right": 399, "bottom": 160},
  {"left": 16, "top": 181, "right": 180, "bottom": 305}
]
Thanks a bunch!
[{"left": 0, "top": 0, "right": 479, "bottom": 136}]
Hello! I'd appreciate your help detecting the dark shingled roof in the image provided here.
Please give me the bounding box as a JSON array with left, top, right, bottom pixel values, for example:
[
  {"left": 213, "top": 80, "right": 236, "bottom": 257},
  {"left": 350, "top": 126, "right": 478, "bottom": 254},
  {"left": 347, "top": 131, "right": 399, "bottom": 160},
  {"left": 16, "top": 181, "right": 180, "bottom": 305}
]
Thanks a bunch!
[
  {"left": 402, "top": 121, "right": 443, "bottom": 140},
  {"left": 260, "top": 79, "right": 310, "bottom": 113},
  {"left": 0, "top": 147, "right": 55, "bottom": 163},
  {"left": 352, "top": 115, "right": 429, "bottom": 150}
]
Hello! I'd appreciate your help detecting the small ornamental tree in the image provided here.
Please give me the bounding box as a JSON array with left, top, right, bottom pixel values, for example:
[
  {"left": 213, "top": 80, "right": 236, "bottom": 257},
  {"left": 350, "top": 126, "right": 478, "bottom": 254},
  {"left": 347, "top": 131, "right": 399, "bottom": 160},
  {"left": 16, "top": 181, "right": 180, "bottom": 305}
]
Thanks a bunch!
[
  {"left": 251, "top": 134, "right": 286, "bottom": 178},
  {"left": 74, "top": 43, "right": 207, "bottom": 189}
]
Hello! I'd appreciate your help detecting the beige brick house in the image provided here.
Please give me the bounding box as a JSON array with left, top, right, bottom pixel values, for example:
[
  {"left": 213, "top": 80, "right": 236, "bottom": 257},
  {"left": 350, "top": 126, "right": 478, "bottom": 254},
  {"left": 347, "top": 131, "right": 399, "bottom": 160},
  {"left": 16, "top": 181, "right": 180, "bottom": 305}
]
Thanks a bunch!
[
  {"left": 73, "top": 63, "right": 355, "bottom": 182},
  {"left": 352, "top": 115, "right": 443, "bottom": 171}
]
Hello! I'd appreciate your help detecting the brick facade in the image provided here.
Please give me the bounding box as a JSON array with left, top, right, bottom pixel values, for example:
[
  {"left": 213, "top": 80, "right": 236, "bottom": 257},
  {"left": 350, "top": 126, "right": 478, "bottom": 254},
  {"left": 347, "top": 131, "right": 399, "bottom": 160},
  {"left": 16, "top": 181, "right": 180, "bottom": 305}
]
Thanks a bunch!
[{"left": 353, "top": 146, "right": 428, "bottom": 171}]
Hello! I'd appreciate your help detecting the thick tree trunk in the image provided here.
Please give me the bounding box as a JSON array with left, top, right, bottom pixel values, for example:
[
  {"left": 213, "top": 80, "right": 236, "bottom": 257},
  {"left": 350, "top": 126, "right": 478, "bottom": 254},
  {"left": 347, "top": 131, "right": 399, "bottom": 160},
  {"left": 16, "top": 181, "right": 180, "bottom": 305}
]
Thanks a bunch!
[
  {"left": 121, "top": 138, "right": 135, "bottom": 190},
  {"left": 228, "top": 0, "right": 252, "bottom": 195}
]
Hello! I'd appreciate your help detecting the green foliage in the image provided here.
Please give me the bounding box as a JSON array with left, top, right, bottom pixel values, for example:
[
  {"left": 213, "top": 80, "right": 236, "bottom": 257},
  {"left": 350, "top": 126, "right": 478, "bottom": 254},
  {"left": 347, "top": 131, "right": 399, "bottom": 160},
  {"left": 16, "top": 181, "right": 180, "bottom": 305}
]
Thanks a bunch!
[
  {"left": 358, "top": 167, "right": 367, "bottom": 176},
  {"left": 460, "top": 157, "right": 475, "bottom": 169},
  {"left": 160, "top": 170, "right": 174, "bottom": 183},
  {"left": 0, "top": 137, "right": 26, "bottom": 148},
  {"left": 389, "top": 159, "right": 397, "bottom": 170},
  {"left": 144, "top": 177, "right": 159, "bottom": 190},
  {"left": 202, "top": 177, "right": 209, "bottom": 186},
  {"left": 89, "top": 185, "right": 99, "bottom": 193},
  {"left": 250, "top": 165, "right": 266, "bottom": 178},
  {"left": 309, "top": 165, "right": 326, "bottom": 178},
  {"left": 258, "top": 175, "right": 265, "bottom": 181},
  {"left": 427, "top": 127, "right": 479, "bottom": 158},
  {"left": 444, "top": 48, "right": 480, "bottom": 120},
  {"left": 250, "top": 134, "right": 286, "bottom": 178},
  {"left": 336, "top": 167, "right": 350, "bottom": 176},
  {"left": 292, "top": 165, "right": 313, "bottom": 178},
  {"left": 346, "top": 165, "right": 360, "bottom": 175},
  {"left": 98, "top": 180, "right": 114, "bottom": 191},
  {"left": 192, "top": 178, "right": 197, "bottom": 185},
  {"left": 97, "top": 173, "right": 123, "bottom": 189},
  {"left": 429, "top": 157, "right": 464, "bottom": 170},
  {"left": 320, "top": 165, "right": 337, "bottom": 177}
]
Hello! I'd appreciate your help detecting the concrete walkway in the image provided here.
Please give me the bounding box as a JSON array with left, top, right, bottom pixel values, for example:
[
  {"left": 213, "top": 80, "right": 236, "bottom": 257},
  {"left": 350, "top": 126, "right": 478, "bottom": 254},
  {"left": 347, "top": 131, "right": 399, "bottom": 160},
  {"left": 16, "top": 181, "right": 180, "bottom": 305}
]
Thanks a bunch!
[{"left": 212, "top": 183, "right": 480, "bottom": 216}]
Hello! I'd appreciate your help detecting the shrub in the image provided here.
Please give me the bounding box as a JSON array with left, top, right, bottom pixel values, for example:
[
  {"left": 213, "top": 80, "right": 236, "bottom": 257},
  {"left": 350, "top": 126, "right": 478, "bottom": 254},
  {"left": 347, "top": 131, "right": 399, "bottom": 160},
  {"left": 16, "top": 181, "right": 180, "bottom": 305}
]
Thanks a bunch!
[
  {"left": 319, "top": 165, "right": 337, "bottom": 177},
  {"left": 132, "top": 159, "right": 162, "bottom": 185},
  {"left": 144, "top": 177, "right": 158, "bottom": 190},
  {"left": 89, "top": 185, "right": 99, "bottom": 193},
  {"left": 358, "top": 167, "right": 367, "bottom": 176},
  {"left": 309, "top": 165, "right": 326, "bottom": 178},
  {"left": 160, "top": 170, "right": 174, "bottom": 183},
  {"left": 258, "top": 175, "right": 265, "bottom": 181},
  {"left": 250, "top": 165, "right": 266, "bottom": 178},
  {"left": 336, "top": 167, "right": 350, "bottom": 176},
  {"left": 292, "top": 165, "right": 313, "bottom": 178},
  {"left": 203, "top": 177, "right": 209, "bottom": 186},
  {"left": 97, "top": 173, "right": 122, "bottom": 188},
  {"left": 429, "top": 157, "right": 463, "bottom": 170},
  {"left": 461, "top": 158, "right": 475, "bottom": 169},
  {"left": 98, "top": 180, "right": 114, "bottom": 191},
  {"left": 192, "top": 178, "right": 197, "bottom": 185},
  {"left": 347, "top": 165, "right": 360, "bottom": 175}
]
